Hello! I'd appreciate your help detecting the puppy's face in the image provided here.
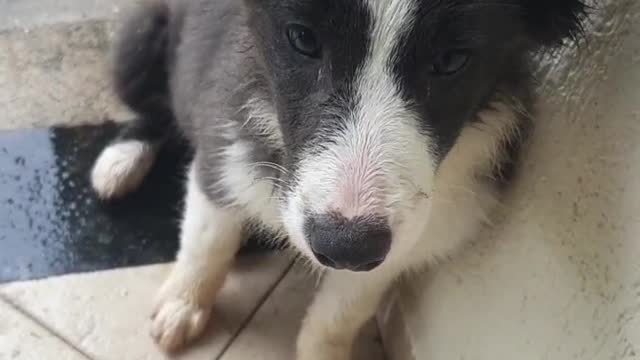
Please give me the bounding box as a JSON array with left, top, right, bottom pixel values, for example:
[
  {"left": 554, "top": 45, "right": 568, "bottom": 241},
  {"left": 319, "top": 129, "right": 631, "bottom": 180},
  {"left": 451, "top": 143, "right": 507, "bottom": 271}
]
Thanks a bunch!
[{"left": 246, "top": 0, "right": 585, "bottom": 271}]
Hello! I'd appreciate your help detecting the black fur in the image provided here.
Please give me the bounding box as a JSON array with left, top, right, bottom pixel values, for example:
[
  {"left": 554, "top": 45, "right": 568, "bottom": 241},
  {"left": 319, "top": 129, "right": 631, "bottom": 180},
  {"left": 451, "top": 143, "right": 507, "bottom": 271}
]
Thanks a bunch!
[
  {"left": 521, "top": 0, "right": 588, "bottom": 46},
  {"left": 111, "top": 1, "right": 175, "bottom": 145}
]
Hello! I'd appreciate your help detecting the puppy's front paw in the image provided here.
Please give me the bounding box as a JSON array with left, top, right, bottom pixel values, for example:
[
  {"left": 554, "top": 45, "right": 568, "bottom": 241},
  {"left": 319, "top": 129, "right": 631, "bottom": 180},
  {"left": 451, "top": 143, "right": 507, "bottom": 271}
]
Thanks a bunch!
[{"left": 150, "top": 298, "right": 211, "bottom": 353}]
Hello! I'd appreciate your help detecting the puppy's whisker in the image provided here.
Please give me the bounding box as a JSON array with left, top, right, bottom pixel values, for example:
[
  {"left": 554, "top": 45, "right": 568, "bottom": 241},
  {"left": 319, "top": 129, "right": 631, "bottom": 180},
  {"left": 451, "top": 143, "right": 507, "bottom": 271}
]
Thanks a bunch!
[{"left": 250, "top": 162, "right": 290, "bottom": 176}]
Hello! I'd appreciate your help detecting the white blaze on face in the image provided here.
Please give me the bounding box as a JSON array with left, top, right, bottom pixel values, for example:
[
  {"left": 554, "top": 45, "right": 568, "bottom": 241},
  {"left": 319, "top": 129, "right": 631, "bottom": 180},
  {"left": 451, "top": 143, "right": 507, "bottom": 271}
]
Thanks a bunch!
[{"left": 283, "top": 0, "right": 438, "bottom": 254}]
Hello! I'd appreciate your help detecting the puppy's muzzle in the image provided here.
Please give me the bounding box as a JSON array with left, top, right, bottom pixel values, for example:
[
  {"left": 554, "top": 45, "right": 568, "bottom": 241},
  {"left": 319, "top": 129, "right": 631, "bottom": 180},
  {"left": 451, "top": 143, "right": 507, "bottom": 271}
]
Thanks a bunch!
[{"left": 304, "top": 213, "right": 391, "bottom": 272}]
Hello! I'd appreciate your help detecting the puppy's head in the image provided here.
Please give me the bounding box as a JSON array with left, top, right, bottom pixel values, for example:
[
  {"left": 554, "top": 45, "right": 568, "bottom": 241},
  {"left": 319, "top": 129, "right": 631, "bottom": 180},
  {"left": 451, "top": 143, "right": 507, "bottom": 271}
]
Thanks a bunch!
[{"left": 244, "top": 0, "right": 586, "bottom": 271}]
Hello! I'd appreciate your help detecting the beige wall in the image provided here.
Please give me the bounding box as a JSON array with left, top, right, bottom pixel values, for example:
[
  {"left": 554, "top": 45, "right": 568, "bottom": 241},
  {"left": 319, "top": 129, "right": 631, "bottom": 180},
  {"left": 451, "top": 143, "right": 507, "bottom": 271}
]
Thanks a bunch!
[{"left": 381, "top": 1, "right": 640, "bottom": 359}]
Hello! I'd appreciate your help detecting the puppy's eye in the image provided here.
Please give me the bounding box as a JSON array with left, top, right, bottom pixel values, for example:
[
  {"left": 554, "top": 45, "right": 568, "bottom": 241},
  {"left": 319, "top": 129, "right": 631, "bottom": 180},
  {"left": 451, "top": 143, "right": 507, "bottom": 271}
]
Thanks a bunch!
[
  {"left": 431, "top": 50, "right": 470, "bottom": 75},
  {"left": 286, "top": 24, "right": 321, "bottom": 58}
]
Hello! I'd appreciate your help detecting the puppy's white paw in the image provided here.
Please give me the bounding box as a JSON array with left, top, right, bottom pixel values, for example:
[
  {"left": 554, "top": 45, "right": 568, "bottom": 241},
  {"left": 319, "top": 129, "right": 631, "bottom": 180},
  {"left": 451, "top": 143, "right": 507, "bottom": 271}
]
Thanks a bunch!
[
  {"left": 150, "top": 298, "right": 211, "bottom": 352},
  {"left": 91, "top": 140, "right": 156, "bottom": 199}
]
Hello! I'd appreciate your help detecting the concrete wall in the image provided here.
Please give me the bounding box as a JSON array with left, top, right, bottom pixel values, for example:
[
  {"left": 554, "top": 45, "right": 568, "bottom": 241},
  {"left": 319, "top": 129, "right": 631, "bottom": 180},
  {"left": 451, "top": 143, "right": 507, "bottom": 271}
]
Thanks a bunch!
[{"left": 380, "top": 1, "right": 640, "bottom": 359}]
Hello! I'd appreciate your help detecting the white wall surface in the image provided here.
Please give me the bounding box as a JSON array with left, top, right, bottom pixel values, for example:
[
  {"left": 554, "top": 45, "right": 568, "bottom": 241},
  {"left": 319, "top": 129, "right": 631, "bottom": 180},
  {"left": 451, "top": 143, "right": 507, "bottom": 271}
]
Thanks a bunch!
[{"left": 381, "top": 1, "right": 640, "bottom": 359}]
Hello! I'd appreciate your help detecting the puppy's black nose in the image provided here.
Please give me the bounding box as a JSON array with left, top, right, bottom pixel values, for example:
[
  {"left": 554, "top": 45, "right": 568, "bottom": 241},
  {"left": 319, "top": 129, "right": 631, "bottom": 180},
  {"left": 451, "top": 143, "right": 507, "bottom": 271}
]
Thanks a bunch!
[{"left": 304, "top": 213, "right": 391, "bottom": 272}]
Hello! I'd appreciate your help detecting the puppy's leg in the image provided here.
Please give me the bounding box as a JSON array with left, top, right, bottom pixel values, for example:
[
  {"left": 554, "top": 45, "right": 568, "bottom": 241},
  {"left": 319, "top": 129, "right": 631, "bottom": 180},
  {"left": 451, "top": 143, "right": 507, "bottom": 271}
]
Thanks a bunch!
[
  {"left": 296, "top": 268, "right": 397, "bottom": 360},
  {"left": 151, "top": 164, "right": 243, "bottom": 352}
]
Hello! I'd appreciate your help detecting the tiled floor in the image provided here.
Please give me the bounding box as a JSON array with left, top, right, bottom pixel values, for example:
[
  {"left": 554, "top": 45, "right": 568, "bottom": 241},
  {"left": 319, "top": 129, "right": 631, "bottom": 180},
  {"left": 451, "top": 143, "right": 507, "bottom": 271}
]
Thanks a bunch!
[
  {"left": 0, "top": 299, "right": 87, "bottom": 360},
  {"left": 0, "top": 255, "right": 385, "bottom": 359}
]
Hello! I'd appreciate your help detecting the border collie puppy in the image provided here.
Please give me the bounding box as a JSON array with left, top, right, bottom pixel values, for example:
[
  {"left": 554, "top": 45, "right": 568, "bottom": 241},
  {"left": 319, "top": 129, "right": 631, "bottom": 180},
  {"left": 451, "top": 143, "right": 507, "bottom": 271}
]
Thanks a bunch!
[{"left": 91, "top": 0, "right": 585, "bottom": 357}]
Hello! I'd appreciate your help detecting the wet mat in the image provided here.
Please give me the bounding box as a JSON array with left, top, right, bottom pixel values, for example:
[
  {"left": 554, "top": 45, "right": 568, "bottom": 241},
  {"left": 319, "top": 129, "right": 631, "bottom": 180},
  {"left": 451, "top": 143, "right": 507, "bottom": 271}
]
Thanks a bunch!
[
  {"left": 0, "top": 123, "right": 190, "bottom": 282},
  {"left": 0, "top": 122, "right": 280, "bottom": 283}
]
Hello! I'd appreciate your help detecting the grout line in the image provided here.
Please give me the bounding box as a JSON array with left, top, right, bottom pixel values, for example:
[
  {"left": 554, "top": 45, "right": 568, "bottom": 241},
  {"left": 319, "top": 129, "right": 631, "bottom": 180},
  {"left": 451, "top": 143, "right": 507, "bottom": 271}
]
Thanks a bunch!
[
  {"left": 214, "top": 259, "right": 297, "bottom": 360},
  {"left": 0, "top": 293, "right": 96, "bottom": 360}
]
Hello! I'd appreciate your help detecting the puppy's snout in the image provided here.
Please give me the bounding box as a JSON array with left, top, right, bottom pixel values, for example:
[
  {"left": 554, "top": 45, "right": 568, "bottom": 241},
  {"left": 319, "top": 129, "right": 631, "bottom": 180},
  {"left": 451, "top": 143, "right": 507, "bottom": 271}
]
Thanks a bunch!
[{"left": 304, "top": 213, "right": 391, "bottom": 272}]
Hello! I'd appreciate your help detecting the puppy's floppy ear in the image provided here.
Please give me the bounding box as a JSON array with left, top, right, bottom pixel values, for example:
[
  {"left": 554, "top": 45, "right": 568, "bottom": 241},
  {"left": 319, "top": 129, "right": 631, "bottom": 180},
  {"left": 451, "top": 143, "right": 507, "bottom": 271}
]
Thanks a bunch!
[{"left": 522, "top": 0, "right": 588, "bottom": 47}]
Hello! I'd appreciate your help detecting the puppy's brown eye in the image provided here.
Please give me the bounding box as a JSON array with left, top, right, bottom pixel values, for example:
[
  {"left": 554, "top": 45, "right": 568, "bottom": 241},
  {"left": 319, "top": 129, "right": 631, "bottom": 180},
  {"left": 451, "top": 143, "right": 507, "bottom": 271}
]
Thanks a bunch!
[
  {"left": 431, "top": 50, "right": 470, "bottom": 75},
  {"left": 286, "top": 24, "right": 321, "bottom": 58}
]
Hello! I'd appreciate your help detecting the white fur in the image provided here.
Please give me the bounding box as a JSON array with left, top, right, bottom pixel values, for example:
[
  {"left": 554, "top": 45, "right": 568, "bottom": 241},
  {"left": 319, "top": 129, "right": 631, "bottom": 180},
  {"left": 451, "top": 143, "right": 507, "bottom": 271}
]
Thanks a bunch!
[
  {"left": 199, "top": 96, "right": 284, "bottom": 231},
  {"left": 91, "top": 140, "right": 157, "bottom": 199},
  {"left": 240, "top": 95, "right": 285, "bottom": 149},
  {"left": 151, "top": 164, "right": 244, "bottom": 352},
  {"left": 217, "top": 141, "right": 282, "bottom": 229}
]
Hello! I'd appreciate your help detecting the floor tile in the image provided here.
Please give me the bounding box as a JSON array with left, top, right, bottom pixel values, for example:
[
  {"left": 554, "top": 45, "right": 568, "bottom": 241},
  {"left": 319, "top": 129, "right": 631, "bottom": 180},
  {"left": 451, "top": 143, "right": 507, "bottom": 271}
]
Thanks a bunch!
[
  {"left": 220, "top": 263, "right": 386, "bottom": 360},
  {"left": 1, "top": 254, "right": 291, "bottom": 360},
  {"left": 0, "top": 298, "right": 88, "bottom": 360}
]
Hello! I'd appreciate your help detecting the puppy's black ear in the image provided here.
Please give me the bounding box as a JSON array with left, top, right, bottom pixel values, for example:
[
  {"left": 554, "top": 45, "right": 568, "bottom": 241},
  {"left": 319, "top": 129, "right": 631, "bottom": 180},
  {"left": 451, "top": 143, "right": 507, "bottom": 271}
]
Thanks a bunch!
[{"left": 522, "top": 0, "right": 588, "bottom": 47}]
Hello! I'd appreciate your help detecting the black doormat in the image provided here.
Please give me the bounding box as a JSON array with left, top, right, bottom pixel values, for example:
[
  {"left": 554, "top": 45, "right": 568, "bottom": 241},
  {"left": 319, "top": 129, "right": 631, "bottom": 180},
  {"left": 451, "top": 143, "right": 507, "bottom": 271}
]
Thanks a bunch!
[{"left": 0, "top": 122, "right": 275, "bottom": 283}]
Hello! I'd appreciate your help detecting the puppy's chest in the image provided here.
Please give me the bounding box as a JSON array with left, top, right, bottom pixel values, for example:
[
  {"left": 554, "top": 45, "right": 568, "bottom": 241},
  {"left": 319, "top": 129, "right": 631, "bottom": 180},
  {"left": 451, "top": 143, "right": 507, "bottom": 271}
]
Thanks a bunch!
[
  {"left": 198, "top": 92, "right": 286, "bottom": 231},
  {"left": 212, "top": 139, "right": 284, "bottom": 231}
]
